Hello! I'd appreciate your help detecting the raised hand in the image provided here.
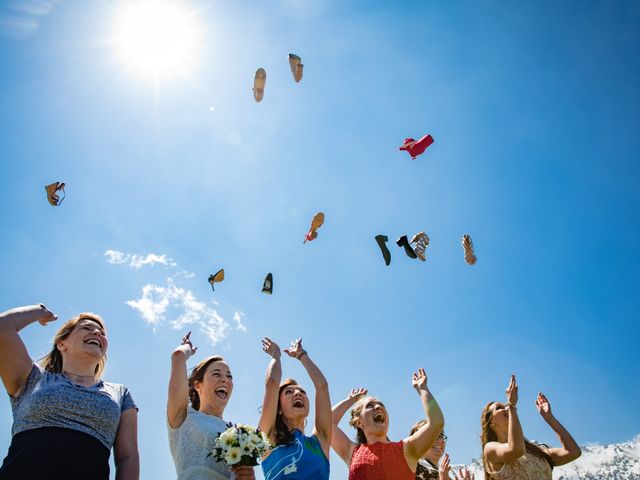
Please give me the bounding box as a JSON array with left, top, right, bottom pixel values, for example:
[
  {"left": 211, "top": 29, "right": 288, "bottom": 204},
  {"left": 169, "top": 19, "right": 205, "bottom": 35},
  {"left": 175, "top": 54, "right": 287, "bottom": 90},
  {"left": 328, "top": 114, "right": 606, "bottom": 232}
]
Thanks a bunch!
[
  {"left": 439, "top": 452, "right": 451, "bottom": 480},
  {"left": 412, "top": 367, "right": 428, "bottom": 391},
  {"left": 261, "top": 337, "right": 281, "bottom": 359},
  {"left": 505, "top": 374, "right": 518, "bottom": 407},
  {"left": 180, "top": 331, "right": 197, "bottom": 356},
  {"left": 284, "top": 338, "right": 306, "bottom": 359},
  {"left": 453, "top": 467, "right": 475, "bottom": 480},
  {"left": 37, "top": 304, "right": 57, "bottom": 326},
  {"left": 348, "top": 388, "right": 368, "bottom": 401},
  {"left": 535, "top": 392, "right": 553, "bottom": 419}
]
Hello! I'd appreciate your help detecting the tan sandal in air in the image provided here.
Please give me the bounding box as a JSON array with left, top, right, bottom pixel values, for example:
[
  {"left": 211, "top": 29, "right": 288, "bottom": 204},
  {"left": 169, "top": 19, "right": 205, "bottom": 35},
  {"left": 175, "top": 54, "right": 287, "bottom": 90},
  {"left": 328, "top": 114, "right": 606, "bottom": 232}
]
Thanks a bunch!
[
  {"left": 410, "top": 231, "right": 430, "bottom": 261},
  {"left": 253, "top": 68, "right": 267, "bottom": 102},
  {"left": 462, "top": 234, "right": 477, "bottom": 265},
  {"left": 288, "top": 53, "right": 303, "bottom": 83},
  {"left": 304, "top": 212, "right": 325, "bottom": 244}
]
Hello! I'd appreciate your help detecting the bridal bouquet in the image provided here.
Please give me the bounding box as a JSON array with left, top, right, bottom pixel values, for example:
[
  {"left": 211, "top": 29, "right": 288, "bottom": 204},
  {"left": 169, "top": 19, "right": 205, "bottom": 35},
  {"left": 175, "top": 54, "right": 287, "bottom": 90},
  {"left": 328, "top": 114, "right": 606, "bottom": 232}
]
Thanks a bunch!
[{"left": 211, "top": 423, "right": 270, "bottom": 467}]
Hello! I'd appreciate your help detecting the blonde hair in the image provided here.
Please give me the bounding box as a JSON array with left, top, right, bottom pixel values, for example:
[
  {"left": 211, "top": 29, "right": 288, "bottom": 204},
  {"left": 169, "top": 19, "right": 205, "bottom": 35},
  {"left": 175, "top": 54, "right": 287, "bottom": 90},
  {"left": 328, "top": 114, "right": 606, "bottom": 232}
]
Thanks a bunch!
[
  {"left": 410, "top": 419, "right": 428, "bottom": 436},
  {"left": 188, "top": 355, "right": 225, "bottom": 410},
  {"left": 39, "top": 313, "right": 107, "bottom": 378}
]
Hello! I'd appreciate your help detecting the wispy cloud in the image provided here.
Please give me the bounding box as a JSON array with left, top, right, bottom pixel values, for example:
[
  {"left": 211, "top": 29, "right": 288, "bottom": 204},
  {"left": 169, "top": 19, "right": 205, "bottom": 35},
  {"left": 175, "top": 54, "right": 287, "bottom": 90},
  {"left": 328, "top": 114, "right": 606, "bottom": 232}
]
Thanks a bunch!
[
  {"left": 0, "top": 1, "right": 57, "bottom": 39},
  {"left": 126, "top": 278, "right": 229, "bottom": 345},
  {"left": 104, "top": 250, "right": 177, "bottom": 269},
  {"left": 233, "top": 311, "right": 247, "bottom": 333}
]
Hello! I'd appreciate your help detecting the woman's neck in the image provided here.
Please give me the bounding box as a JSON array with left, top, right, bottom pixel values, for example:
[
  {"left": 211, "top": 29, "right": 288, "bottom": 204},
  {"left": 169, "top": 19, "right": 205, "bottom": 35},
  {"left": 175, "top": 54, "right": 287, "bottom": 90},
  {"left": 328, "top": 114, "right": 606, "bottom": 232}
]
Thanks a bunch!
[
  {"left": 424, "top": 454, "right": 440, "bottom": 467},
  {"left": 495, "top": 429, "right": 509, "bottom": 444},
  {"left": 365, "top": 432, "right": 389, "bottom": 444},
  {"left": 284, "top": 416, "right": 306, "bottom": 434},
  {"left": 198, "top": 401, "right": 225, "bottom": 418},
  {"left": 61, "top": 358, "right": 98, "bottom": 384}
]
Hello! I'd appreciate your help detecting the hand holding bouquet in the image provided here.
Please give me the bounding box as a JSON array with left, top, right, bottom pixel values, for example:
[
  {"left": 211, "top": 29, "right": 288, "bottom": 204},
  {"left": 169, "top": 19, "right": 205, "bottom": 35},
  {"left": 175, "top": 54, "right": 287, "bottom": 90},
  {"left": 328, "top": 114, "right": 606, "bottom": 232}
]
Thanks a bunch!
[{"left": 211, "top": 423, "right": 270, "bottom": 467}]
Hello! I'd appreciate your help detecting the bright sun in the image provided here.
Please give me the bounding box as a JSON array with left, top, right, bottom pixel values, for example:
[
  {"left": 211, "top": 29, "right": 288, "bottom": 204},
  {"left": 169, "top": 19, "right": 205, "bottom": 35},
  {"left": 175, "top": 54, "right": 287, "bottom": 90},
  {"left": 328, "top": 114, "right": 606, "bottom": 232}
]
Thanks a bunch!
[{"left": 113, "top": 1, "right": 202, "bottom": 80}]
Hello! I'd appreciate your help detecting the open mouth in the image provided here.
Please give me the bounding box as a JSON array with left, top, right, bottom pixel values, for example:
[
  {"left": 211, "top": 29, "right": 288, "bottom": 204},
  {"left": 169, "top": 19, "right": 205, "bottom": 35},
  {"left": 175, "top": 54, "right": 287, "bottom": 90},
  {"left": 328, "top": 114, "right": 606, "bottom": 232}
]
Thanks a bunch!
[
  {"left": 292, "top": 398, "right": 304, "bottom": 408},
  {"left": 84, "top": 338, "right": 101, "bottom": 348},
  {"left": 215, "top": 387, "right": 228, "bottom": 400},
  {"left": 373, "top": 411, "right": 385, "bottom": 424}
]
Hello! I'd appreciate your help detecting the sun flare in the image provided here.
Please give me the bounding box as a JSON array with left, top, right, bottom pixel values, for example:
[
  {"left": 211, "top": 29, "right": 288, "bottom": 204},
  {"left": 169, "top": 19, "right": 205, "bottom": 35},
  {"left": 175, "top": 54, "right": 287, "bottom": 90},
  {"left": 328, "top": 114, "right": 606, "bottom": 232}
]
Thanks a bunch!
[{"left": 113, "top": 1, "right": 202, "bottom": 80}]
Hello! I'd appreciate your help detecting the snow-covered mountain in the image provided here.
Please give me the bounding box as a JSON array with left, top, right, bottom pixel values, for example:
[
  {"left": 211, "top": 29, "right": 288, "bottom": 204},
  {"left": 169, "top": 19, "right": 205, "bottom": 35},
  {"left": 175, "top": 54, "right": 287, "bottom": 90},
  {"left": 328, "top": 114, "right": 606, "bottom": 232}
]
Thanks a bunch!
[{"left": 455, "top": 436, "right": 640, "bottom": 479}]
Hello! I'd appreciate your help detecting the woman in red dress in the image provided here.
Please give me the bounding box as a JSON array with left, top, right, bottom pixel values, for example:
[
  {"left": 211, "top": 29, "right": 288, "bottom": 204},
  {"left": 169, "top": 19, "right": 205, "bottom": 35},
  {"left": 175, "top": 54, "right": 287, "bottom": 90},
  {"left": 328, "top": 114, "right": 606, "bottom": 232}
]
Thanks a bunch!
[{"left": 331, "top": 368, "right": 444, "bottom": 480}]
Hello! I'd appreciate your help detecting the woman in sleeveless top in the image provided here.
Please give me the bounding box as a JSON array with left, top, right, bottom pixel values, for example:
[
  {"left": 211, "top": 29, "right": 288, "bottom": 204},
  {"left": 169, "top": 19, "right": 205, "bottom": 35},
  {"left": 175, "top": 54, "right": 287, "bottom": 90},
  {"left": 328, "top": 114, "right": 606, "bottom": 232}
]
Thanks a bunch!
[
  {"left": 258, "top": 338, "right": 331, "bottom": 480},
  {"left": 331, "top": 368, "right": 444, "bottom": 480},
  {"left": 167, "top": 332, "right": 255, "bottom": 480},
  {"left": 481, "top": 375, "right": 581, "bottom": 480},
  {"left": 0, "top": 304, "right": 139, "bottom": 480}
]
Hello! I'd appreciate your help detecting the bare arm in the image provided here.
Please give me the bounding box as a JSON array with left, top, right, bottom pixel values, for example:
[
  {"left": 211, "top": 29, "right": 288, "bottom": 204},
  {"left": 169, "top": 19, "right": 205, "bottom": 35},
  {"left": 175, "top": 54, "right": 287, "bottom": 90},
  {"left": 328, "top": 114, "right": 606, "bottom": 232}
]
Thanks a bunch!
[
  {"left": 485, "top": 375, "right": 526, "bottom": 467},
  {"left": 403, "top": 368, "right": 445, "bottom": 470},
  {"left": 536, "top": 393, "right": 581, "bottom": 466},
  {"left": 258, "top": 338, "right": 282, "bottom": 441},
  {"left": 114, "top": 409, "right": 140, "bottom": 480},
  {"left": 0, "top": 304, "right": 56, "bottom": 397},
  {"left": 331, "top": 389, "right": 366, "bottom": 465},
  {"left": 167, "top": 332, "right": 196, "bottom": 429},
  {"left": 285, "top": 339, "right": 331, "bottom": 457}
]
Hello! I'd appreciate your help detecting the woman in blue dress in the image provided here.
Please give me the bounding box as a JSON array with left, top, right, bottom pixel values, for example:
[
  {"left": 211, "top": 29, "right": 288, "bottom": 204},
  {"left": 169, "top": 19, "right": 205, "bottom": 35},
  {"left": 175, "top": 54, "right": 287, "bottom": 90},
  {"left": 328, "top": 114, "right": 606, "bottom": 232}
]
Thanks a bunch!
[{"left": 259, "top": 338, "right": 331, "bottom": 480}]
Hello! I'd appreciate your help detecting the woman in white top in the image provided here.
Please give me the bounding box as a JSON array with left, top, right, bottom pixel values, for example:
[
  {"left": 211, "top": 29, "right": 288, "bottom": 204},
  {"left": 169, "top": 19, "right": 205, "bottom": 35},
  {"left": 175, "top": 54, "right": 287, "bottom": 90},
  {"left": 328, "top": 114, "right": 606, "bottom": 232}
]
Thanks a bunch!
[
  {"left": 167, "top": 332, "right": 254, "bottom": 480},
  {"left": 480, "top": 375, "right": 581, "bottom": 480}
]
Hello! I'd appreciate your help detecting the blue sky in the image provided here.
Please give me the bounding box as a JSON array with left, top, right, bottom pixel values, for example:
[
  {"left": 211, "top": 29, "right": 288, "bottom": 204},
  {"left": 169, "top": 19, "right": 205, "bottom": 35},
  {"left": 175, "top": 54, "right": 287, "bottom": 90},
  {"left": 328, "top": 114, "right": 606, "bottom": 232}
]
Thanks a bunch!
[{"left": 1, "top": 0, "right": 639, "bottom": 478}]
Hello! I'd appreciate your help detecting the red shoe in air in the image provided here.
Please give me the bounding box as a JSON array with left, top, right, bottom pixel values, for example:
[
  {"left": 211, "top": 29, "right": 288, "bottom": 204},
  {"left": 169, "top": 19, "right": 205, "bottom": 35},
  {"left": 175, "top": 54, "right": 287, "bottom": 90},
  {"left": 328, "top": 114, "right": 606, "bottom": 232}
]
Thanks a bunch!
[{"left": 399, "top": 134, "right": 434, "bottom": 160}]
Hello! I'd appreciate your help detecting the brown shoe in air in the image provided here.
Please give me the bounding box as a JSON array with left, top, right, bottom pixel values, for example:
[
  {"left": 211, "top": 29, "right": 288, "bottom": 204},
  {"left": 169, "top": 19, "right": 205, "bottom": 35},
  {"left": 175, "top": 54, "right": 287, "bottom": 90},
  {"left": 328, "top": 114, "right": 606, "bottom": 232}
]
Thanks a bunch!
[
  {"left": 44, "top": 181, "right": 65, "bottom": 206},
  {"left": 253, "top": 68, "right": 267, "bottom": 102},
  {"left": 208, "top": 269, "right": 225, "bottom": 292},
  {"left": 462, "top": 234, "right": 477, "bottom": 265},
  {"left": 288, "top": 53, "right": 303, "bottom": 83}
]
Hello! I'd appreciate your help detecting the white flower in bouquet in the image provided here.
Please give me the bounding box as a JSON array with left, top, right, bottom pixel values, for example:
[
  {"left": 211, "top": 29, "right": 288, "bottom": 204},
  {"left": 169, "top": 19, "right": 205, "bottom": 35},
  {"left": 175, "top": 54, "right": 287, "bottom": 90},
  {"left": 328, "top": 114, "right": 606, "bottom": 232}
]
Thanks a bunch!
[
  {"left": 225, "top": 446, "right": 242, "bottom": 465},
  {"left": 211, "top": 423, "right": 270, "bottom": 467},
  {"left": 219, "top": 430, "right": 236, "bottom": 449}
]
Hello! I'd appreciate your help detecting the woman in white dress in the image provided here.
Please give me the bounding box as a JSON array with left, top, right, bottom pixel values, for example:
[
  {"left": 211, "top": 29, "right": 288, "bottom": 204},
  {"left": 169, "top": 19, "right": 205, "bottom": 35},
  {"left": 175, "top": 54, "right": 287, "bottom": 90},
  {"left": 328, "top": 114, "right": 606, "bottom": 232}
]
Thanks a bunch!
[{"left": 167, "top": 332, "right": 254, "bottom": 480}]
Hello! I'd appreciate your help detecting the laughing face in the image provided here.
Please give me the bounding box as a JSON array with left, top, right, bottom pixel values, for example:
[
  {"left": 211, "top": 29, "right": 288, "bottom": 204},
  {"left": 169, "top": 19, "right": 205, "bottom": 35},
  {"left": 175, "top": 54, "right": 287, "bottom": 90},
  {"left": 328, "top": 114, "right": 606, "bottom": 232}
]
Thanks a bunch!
[
  {"left": 279, "top": 383, "right": 310, "bottom": 421},
  {"left": 356, "top": 397, "right": 389, "bottom": 437},
  {"left": 194, "top": 361, "right": 234, "bottom": 412},
  {"left": 425, "top": 432, "right": 447, "bottom": 462},
  {"left": 58, "top": 319, "right": 108, "bottom": 360}
]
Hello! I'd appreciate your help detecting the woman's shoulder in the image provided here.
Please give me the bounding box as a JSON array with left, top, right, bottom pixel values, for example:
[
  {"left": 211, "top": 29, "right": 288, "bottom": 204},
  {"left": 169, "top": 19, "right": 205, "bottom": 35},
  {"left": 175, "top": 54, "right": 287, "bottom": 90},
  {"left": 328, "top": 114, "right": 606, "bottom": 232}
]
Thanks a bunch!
[
  {"left": 99, "top": 379, "right": 138, "bottom": 410},
  {"left": 100, "top": 379, "right": 132, "bottom": 395}
]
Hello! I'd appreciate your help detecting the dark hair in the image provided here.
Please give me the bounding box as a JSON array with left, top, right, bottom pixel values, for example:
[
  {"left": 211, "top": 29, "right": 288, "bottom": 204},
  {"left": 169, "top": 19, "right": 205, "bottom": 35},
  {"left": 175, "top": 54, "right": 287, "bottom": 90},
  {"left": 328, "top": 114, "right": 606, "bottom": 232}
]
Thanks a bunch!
[
  {"left": 188, "top": 355, "right": 225, "bottom": 410},
  {"left": 274, "top": 378, "right": 305, "bottom": 446},
  {"left": 480, "top": 402, "right": 554, "bottom": 480}
]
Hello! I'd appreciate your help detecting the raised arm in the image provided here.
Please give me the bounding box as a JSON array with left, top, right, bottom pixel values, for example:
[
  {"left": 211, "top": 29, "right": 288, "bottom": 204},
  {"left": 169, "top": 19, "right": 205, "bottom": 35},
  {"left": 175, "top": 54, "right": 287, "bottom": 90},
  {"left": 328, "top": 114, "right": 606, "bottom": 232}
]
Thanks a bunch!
[
  {"left": 167, "top": 332, "right": 197, "bottom": 429},
  {"left": 114, "top": 408, "right": 139, "bottom": 480},
  {"left": 0, "top": 304, "right": 56, "bottom": 397},
  {"left": 331, "top": 388, "right": 367, "bottom": 465},
  {"left": 258, "top": 337, "right": 282, "bottom": 441},
  {"left": 536, "top": 393, "right": 581, "bottom": 466},
  {"left": 403, "top": 368, "right": 445, "bottom": 470},
  {"left": 284, "top": 339, "right": 331, "bottom": 456},
  {"left": 484, "top": 375, "right": 526, "bottom": 466}
]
